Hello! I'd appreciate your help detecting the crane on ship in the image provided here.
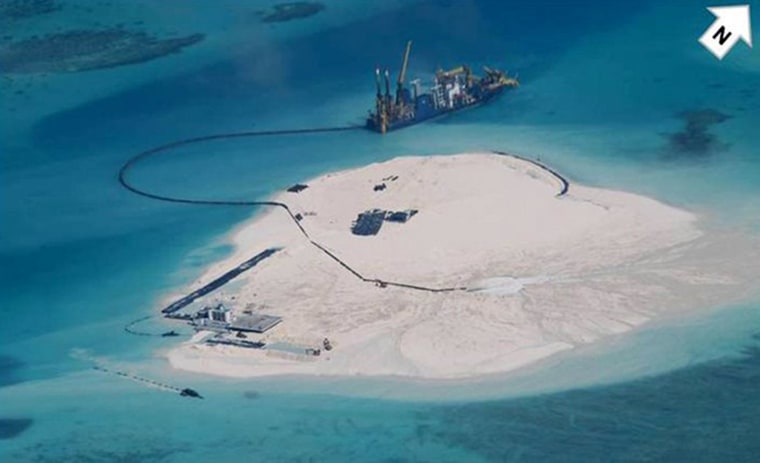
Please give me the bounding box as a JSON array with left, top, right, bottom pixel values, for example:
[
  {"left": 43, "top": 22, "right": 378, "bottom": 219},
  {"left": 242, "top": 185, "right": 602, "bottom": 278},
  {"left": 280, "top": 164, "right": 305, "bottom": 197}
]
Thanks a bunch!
[
  {"left": 482, "top": 65, "right": 519, "bottom": 88},
  {"left": 396, "top": 40, "right": 413, "bottom": 106},
  {"left": 366, "top": 40, "right": 519, "bottom": 133},
  {"left": 373, "top": 40, "right": 413, "bottom": 133}
]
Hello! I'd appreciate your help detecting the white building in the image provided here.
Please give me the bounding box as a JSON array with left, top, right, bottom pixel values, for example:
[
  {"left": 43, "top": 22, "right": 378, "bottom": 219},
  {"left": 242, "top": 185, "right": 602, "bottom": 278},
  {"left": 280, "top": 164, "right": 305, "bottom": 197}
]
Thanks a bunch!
[{"left": 208, "top": 303, "right": 232, "bottom": 323}]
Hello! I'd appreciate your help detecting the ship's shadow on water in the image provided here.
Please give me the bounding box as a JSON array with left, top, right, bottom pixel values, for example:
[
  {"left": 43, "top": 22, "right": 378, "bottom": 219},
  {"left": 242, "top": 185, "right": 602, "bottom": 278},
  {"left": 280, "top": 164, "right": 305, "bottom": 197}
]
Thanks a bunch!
[{"left": 429, "top": 333, "right": 760, "bottom": 462}]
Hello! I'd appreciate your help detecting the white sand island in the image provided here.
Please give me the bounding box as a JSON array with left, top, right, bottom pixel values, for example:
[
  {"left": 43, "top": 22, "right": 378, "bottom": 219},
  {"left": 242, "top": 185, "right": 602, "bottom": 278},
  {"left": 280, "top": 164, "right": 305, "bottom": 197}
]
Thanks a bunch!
[{"left": 167, "top": 153, "right": 760, "bottom": 379}]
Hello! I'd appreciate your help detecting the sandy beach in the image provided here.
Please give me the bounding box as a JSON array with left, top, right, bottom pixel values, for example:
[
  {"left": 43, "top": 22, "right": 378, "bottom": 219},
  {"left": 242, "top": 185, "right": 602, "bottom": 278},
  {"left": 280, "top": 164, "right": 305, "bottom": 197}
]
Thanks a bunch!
[{"left": 167, "top": 153, "right": 760, "bottom": 379}]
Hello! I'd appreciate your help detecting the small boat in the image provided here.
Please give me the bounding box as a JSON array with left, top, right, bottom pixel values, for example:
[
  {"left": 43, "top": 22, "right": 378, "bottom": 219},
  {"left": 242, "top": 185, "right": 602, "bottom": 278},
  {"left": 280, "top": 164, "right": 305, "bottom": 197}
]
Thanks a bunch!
[
  {"left": 161, "top": 330, "right": 180, "bottom": 337},
  {"left": 179, "top": 388, "right": 203, "bottom": 399}
]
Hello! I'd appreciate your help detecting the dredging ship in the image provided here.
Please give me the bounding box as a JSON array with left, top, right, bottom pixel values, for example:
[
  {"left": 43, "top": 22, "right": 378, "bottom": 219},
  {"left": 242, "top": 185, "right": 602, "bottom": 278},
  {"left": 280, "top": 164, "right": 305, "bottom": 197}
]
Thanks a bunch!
[{"left": 367, "top": 41, "right": 519, "bottom": 134}]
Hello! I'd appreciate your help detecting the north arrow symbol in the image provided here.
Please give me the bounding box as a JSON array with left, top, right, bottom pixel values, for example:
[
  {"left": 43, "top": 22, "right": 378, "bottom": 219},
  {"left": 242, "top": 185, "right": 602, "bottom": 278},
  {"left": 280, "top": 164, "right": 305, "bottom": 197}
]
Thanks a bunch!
[{"left": 699, "top": 4, "right": 752, "bottom": 60}]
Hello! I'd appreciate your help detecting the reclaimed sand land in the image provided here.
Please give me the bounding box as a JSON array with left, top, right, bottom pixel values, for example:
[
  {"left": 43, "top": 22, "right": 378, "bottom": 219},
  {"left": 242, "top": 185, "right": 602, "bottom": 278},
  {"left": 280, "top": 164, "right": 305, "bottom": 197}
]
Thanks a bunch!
[{"left": 168, "top": 153, "right": 760, "bottom": 379}]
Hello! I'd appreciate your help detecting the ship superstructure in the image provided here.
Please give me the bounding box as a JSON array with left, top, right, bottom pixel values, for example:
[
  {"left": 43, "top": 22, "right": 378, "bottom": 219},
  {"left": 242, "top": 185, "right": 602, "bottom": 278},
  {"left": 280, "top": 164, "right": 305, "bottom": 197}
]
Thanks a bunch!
[{"left": 367, "top": 41, "right": 519, "bottom": 133}]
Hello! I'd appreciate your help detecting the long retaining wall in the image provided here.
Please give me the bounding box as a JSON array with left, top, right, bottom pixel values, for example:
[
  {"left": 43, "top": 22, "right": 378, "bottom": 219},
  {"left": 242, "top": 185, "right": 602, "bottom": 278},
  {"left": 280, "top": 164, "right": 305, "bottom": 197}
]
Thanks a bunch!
[{"left": 491, "top": 150, "right": 569, "bottom": 197}]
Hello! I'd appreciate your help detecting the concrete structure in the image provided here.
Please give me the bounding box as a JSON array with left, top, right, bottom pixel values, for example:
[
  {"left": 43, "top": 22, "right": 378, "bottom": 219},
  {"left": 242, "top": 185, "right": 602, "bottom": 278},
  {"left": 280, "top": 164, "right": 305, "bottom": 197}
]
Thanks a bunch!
[
  {"left": 196, "top": 303, "right": 282, "bottom": 335},
  {"left": 209, "top": 303, "right": 233, "bottom": 323},
  {"left": 228, "top": 314, "right": 282, "bottom": 333}
]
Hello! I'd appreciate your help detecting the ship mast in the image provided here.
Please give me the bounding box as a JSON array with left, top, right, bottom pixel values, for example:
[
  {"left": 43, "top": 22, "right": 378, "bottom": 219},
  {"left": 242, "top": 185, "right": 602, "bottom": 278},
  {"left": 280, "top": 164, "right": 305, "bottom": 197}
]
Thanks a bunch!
[
  {"left": 375, "top": 67, "right": 382, "bottom": 100},
  {"left": 375, "top": 67, "right": 383, "bottom": 112},
  {"left": 384, "top": 69, "right": 391, "bottom": 107}
]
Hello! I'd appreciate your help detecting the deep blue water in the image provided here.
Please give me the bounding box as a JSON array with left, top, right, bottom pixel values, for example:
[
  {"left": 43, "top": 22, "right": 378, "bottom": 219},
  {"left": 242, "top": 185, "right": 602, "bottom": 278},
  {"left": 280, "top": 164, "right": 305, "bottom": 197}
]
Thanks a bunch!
[
  {"left": 432, "top": 336, "right": 760, "bottom": 462},
  {"left": 1, "top": 0, "right": 759, "bottom": 461}
]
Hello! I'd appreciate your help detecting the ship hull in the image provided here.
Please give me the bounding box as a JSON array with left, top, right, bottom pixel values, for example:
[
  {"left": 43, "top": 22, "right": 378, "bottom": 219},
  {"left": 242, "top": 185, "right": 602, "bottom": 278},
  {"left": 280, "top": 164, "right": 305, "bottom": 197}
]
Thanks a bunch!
[{"left": 366, "top": 86, "right": 506, "bottom": 133}]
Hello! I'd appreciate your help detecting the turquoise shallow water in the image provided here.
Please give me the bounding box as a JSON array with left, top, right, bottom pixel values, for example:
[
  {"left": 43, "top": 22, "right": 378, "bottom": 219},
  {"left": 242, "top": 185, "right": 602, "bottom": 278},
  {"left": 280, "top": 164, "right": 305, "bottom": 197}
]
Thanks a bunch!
[{"left": 1, "top": 0, "right": 760, "bottom": 461}]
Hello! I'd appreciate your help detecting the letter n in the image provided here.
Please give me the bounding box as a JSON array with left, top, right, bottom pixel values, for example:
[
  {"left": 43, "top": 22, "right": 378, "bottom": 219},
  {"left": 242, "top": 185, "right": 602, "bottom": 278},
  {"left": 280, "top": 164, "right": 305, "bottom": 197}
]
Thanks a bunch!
[{"left": 712, "top": 26, "right": 732, "bottom": 45}]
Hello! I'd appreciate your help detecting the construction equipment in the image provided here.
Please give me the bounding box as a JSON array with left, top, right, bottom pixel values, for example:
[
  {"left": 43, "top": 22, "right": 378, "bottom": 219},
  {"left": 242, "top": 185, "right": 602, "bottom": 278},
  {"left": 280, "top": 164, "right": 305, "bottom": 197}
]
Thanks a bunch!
[{"left": 367, "top": 41, "right": 519, "bottom": 134}]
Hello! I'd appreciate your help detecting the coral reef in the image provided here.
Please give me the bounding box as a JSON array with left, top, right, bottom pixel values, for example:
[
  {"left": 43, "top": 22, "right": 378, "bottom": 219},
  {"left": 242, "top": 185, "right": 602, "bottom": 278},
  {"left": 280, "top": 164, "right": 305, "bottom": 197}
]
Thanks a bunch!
[
  {"left": 664, "top": 108, "right": 731, "bottom": 158},
  {"left": 0, "top": 28, "right": 204, "bottom": 74},
  {"left": 0, "top": 0, "right": 60, "bottom": 20},
  {"left": 257, "top": 2, "right": 325, "bottom": 23}
]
